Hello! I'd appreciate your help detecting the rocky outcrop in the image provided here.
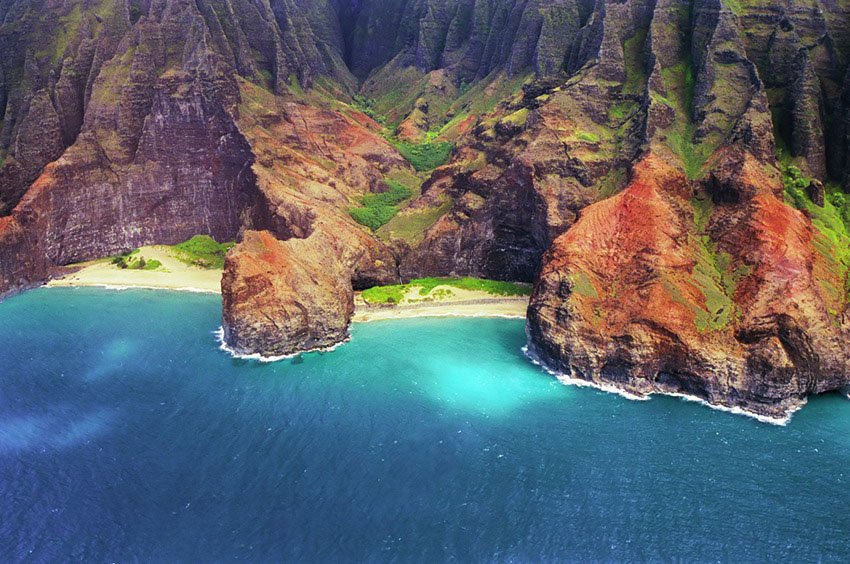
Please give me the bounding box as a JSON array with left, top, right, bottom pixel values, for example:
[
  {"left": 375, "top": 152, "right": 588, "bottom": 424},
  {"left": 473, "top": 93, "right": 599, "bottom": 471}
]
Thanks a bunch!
[
  {"left": 525, "top": 0, "right": 848, "bottom": 419},
  {"left": 219, "top": 78, "right": 407, "bottom": 355},
  {"left": 735, "top": 0, "right": 850, "bottom": 181},
  {"left": 222, "top": 230, "right": 354, "bottom": 357},
  {"left": 0, "top": 1, "right": 262, "bottom": 298},
  {"left": 527, "top": 155, "right": 850, "bottom": 419},
  {"left": 401, "top": 0, "right": 651, "bottom": 280}
]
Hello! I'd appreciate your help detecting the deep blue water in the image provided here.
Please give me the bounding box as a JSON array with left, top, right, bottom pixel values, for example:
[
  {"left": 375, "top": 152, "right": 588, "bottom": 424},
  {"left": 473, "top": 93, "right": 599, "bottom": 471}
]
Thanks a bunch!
[{"left": 0, "top": 288, "right": 849, "bottom": 562}]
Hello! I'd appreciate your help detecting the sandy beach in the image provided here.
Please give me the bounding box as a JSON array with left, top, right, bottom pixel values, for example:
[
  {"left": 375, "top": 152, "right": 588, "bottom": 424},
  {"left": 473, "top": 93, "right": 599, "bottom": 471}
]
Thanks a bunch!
[
  {"left": 46, "top": 250, "right": 530, "bottom": 321},
  {"left": 352, "top": 297, "right": 528, "bottom": 322},
  {"left": 46, "top": 245, "right": 223, "bottom": 293}
]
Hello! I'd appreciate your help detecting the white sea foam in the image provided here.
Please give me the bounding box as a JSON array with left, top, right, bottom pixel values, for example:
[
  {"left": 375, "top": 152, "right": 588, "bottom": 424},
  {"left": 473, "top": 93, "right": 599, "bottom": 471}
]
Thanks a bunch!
[
  {"left": 522, "top": 345, "right": 650, "bottom": 402},
  {"left": 522, "top": 344, "right": 799, "bottom": 426},
  {"left": 214, "top": 327, "right": 350, "bottom": 363},
  {"left": 45, "top": 283, "right": 219, "bottom": 294}
]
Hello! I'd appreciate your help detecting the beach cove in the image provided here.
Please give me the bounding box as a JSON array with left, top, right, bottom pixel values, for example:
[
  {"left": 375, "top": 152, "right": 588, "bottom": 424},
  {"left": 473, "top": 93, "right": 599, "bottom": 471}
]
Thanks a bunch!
[{"left": 45, "top": 245, "right": 531, "bottom": 322}]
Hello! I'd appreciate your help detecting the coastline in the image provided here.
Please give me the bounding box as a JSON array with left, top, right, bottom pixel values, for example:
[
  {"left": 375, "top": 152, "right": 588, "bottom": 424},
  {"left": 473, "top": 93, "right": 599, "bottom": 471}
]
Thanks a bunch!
[
  {"left": 45, "top": 254, "right": 530, "bottom": 322},
  {"left": 45, "top": 245, "right": 223, "bottom": 293},
  {"left": 44, "top": 266, "right": 811, "bottom": 425},
  {"left": 522, "top": 343, "right": 800, "bottom": 426}
]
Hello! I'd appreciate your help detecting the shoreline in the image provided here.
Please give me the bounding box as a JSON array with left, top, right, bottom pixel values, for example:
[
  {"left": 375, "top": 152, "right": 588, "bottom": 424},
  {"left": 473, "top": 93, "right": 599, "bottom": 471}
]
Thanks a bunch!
[
  {"left": 352, "top": 297, "right": 528, "bottom": 322},
  {"left": 522, "top": 344, "right": 800, "bottom": 426},
  {"left": 42, "top": 275, "right": 815, "bottom": 425},
  {"left": 45, "top": 245, "right": 223, "bottom": 293},
  {"left": 44, "top": 261, "right": 530, "bottom": 322}
]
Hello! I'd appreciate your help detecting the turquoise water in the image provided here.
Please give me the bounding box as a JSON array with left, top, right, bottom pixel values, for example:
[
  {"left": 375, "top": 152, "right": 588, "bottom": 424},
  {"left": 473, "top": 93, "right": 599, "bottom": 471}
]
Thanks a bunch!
[{"left": 1, "top": 288, "right": 849, "bottom": 561}]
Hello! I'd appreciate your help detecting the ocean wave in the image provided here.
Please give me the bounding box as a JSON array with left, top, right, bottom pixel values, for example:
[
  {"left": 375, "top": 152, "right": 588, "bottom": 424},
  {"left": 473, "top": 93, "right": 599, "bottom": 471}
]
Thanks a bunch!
[
  {"left": 522, "top": 344, "right": 798, "bottom": 426},
  {"left": 45, "top": 283, "right": 219, "bottom": 294},
  {"left": 214, "top": 327, "right": 350, "bottom": 363}
]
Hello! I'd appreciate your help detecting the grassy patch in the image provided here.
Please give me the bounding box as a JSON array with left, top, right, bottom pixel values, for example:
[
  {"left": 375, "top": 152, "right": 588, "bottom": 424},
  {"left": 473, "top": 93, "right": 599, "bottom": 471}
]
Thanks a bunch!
[
  {"left": 576, "top": 131, "right": 600, "bottom": 143},
  {"left": 173, "top": 235, "right": 235, "bottom": 269},
  {"left": 351, "top": 94, "right": 385, "bottom": 125},
  {"left": 724, "top": 0, "right": 743, "bottom": 15},
  {"left": 391, "top": 140, "right": 454, "bottom": 172},
  {"left": 657, "top": 54, "right": 713, "bottom": 179},
  {"left": 500, "top": 108, "right": 530, "bottom": 128},
  {"left": 668, "top": 123, "right": 712, "bottom": 180},
  {"left": 377, "top": 197, "right": 453, "bottom": 243},
  {"left": 360, "top": 284, "right": 406, "bottom": 305},
  {"left": 782, "top": 165, "right": 850, "bottom": 306},
  {"left": 688, "top": 196, "right": 751, "bottom": 331},
  {"left": 690, "top": 235, "right": 738, "bottom": 331},
  {"left": 361, "top": 277, "right": 532, "bottom": 305},
  {"left": 349, "top": 180, "right": 414, "bottom": 231},
  {"left": 569, "top": 271, "right": 599, "bottom": 298},
  {"left": 608, "top": 103, "right": 634, "bottom": 122},
  {"left": 37, "top": 4, "right": 83, "bottom": 66},
  {"left": 622, "top": 28, "right": 649, "bottom": 95}
]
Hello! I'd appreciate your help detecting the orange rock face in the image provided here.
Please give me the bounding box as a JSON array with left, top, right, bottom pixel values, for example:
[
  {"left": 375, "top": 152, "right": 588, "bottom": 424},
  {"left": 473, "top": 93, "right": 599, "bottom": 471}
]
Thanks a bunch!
[
  {"left": 220, "top": 81, "right": 411, "bottom": 356},
  {"left": 527, "top": 153, "right": 850, "bottom": 419},
  {"left": 222, "top": 230, "right": 355, "bottom": 357}
]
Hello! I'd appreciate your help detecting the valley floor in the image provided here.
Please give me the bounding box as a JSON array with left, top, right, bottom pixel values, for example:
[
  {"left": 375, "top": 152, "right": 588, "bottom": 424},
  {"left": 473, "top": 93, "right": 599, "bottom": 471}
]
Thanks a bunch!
[{"left": 45, "top": 248, "right": 530, "bottom": 321}]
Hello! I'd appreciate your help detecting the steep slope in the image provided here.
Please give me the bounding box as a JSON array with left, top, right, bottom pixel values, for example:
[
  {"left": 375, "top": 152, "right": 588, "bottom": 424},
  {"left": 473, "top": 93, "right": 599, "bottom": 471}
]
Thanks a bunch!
[
  {"left": 525, "top": 0, "right": 850, "bottom": 418},
  {"left": 221, "top": 80, "right": 409, "bottom": 356}
]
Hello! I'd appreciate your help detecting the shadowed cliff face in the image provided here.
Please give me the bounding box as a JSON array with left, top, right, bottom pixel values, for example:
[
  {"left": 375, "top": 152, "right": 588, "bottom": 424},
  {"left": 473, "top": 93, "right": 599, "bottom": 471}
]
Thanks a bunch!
[
  {"left": 0, "top": 0, "right": 849, "bottom": 417},
  {"left": 334, "top": 0, "right": 594, "bottom": 80}
]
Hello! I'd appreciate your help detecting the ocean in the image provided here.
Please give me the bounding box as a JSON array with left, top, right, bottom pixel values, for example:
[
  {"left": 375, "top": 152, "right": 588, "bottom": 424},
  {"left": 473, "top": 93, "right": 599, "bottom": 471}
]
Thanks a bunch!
[{"left": 1, "top": 288, "right": 848, "bottom": 561}]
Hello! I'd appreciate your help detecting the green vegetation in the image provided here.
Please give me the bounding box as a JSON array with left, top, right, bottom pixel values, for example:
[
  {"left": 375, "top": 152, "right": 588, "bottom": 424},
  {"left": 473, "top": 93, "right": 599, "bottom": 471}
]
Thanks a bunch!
[
  {"left": 361, "top": 277, "right": 532, "bottom": 305},
  {"left": 688, "top": 196, "right": 751, "bottom": 331},
  {"left": 349, "top": 180, "right": 414, "bottom": 230},
  {"left": 111, "top": 250, "right": 162, "bottom": 271},
  {"left": 287, "top": 74, "right": 305, "bottom": 97},
  {"left": 667, "top": 123, "right": 711, "bottom": 180},
  {"left": 173, "top": 235, "right": 235, "bottom": 269},
  {"left": 352, "top": 94, "right": 385, "bottom": 125},
  {"left": 569, "top": 271, "right": 599, "bottom": 298},
  {"left": 690, "top": 235, "right": 738, "bottom": 331},
  {"left": 576, "top": 131, "right": 600, "bottom": 143},
  {"left": 391, "top": 140, "right": 454, "bottom": 172},
  {"left": 608, "top": 103, "right": 633, "bottom": 122},
  {"left": 377, "top": 197, "right": 454, "bottom": 243},
  {"left": 500, "top": 108, "right": 530, "bottom": 129},
  {"left": 622, "top": 28, "right": 649, "bottom": 95},
  {"left": 650, "top": 4, "right": 712, "bottom": 181},
  {"left": 37, "top": 4, "right": 83, "bottom": 65},
  {"left": 781, "top": 165, "right": 850, "bottom": 306},
  {"left": 724, "top": 0, "right": 743, "bottom": 15}
]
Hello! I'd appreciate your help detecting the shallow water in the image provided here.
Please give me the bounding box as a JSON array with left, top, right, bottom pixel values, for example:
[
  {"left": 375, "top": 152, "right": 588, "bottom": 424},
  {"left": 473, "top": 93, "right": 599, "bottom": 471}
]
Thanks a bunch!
[{"left": 1, "top": 288, "right": 848, "bottom": 561}]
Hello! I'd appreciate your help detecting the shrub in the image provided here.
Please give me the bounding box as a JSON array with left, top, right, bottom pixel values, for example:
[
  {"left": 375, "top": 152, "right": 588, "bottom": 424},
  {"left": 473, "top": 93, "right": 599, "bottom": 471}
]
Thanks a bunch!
[
  {"left": 360, "top": 277, "right": 532, "bottom": 305},
  {"left": 349, "top": 180, "right": 413, "bottom": 230},
  {"left": 392, "top": 140, "right": 454, "bottom": 172},
  {"left": 174, "top": 235, "right": 235, "bottom": 269}
]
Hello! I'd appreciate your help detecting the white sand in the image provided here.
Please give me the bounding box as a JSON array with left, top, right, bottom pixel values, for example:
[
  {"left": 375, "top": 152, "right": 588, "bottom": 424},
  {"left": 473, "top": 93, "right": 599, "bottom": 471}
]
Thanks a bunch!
[
  {"left": 46, "top": 245, "right": 222, "bottom": 293},
  {"left": 48, "top": 258, "right": 529, "bottom": 320}
]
